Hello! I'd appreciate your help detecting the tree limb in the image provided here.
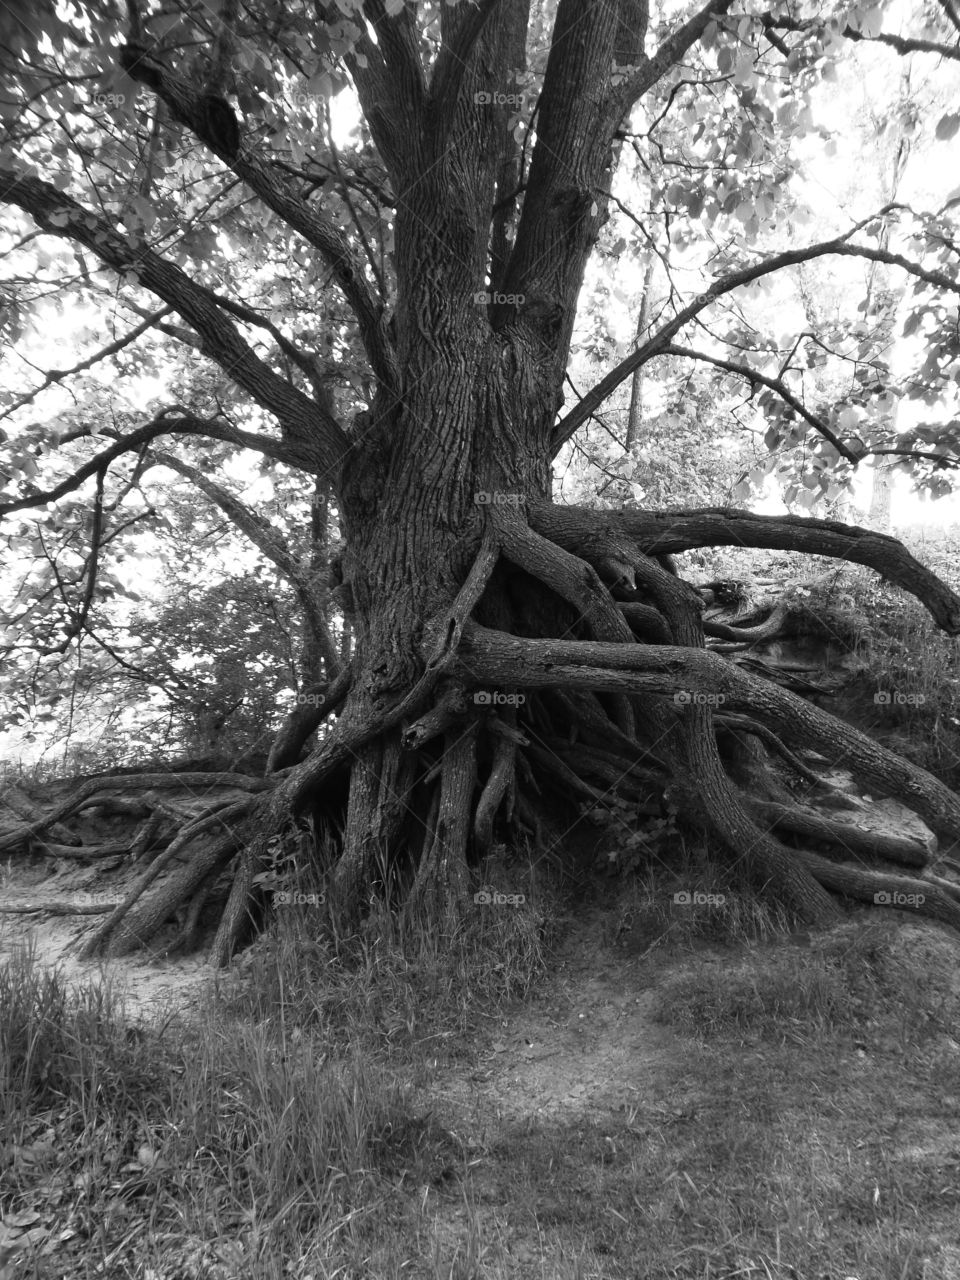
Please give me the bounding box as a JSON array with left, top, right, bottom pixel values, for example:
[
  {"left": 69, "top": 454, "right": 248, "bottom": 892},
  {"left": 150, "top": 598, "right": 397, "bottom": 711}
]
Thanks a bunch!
[
  {"left": 533, "top": 500, "right": 960, "bottom": 631},
  {"left": 0, "top": 411, "right": 307, "bottom": 518},
  {"left": 0, "top": 307, "right": 172, "bottom": 424},
  {"left": 616, "top": 0, "right": 735, "bottom": 113},
  {"left": 759, "top": 10, "right": 960, "bottom": 62},
  {"left": 552, "top": 214, "right": 960, "bottom": 453},
  {"left": 663, "top": 342, "right": 860, "bottom": 462},
  {"left": 363, "top": 0, "right": 427, "bottom": 110},
  {"left": 429, "top": 0, "right": 502, "bottom": 119},
  {"left": 938, "top": 0, "right": 960, "bottom": 36},
  {"left": 0, "top": 169, "right": 350, "bottom": 478},
  {"left": 118, "top": 42, "right": 398, "bottom": 393}
]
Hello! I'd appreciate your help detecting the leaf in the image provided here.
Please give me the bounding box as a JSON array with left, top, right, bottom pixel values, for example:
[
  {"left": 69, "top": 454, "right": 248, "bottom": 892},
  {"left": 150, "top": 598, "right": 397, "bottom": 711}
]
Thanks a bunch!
[
  {"left": 858, "top": 7, "right": 883, "bottom": 37},
  {"left": 734, "top": 53, "right": 756, "bottom": 86},
  {"left": 936, "top": 113, "right": 960, "bottom": 142},
  {"left": 902, "top": 311, "right": 922, "bottom": 337},
  {"left": 4, "top": 1211, "right": 41, "bottom": 1228}
]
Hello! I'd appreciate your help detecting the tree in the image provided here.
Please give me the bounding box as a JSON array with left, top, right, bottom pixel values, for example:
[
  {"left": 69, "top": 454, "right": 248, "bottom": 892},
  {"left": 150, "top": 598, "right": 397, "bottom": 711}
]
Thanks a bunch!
[{"left": 2, "top": 0, "right": 960, "bottom": 963}]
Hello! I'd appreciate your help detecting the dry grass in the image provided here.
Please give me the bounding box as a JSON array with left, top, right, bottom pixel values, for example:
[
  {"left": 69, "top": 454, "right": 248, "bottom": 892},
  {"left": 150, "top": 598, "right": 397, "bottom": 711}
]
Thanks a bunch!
[{"left": 3, "top": 890, "right": 960, "bottom": 1278}]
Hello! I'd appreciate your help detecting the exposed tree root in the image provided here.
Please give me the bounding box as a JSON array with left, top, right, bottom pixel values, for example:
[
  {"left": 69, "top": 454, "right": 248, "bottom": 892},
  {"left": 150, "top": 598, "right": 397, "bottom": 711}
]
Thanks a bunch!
[
  {"left": 405, "top": 725, "right": 477, "bottom": 928},
  {"left": 79, "top": 798, "right": 257, "bottom": 958},
  {"left": 704, "top": 602, "right": 791, "bottom": 649},
  {"left": 0, "top": 900, "right": 118, "bottom": 915},
  {"left": 530, "top": 501, "right": 960, "bottom": 633},
  {"left": 494, "top": 506, "right": 637, "bottom": 737},
  {"left": 714, "top": 713, "right": 828, "bottom": 789},
  {"left": 27, "top": 840, "right": 132, "bottom": 861},
  {"left": 457, "top": 619, "right": 960, "bottom": 931},
  {"left": 12, "top": 509, "right": 960, "bottom": 961},
  {"left": 90, "top": 824, "right": 251, "bottom": 958},
  {"left": 0, "top": 772, "right": 269, "bottom": 856},
  {"left": 749, "top": 799, "right": 933, "bottom": 868},
  {"left": 2, "top": 781, "right": 82, "bottom": 846},
  {"left": 474, "top": 710, "right": 519, "bottom": 860},
  {"left": 211, "top": 828, "right": 264, "bottom": 966},
  {"left": 457, "top": 627, "right": 960, "bottom": 850},
  {"left": 795, "top": 850, "right": 960, "bottom": 930},
  {"left": 617, "top": 601, "right": 673, "bottom": 643}
]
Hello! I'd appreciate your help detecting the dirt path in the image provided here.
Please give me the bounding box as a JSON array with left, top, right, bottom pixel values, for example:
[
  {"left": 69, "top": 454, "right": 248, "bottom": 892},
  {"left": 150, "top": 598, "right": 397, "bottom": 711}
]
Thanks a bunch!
[
  {"left": 0, "top": 859, "right": 213, "bottom": 1020},
  {"left": 426, "top": 909, "right": 704, "bottom": 1131}
]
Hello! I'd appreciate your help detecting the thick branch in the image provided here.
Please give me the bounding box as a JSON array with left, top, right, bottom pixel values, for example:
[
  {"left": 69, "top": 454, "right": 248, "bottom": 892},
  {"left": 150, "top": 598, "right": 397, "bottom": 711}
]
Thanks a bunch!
[
  {"left": 0, "top": 412, "right": 305, "bottom": 518},
  {"left": 616, "top": 0, "right": 735, "bottom": 113},
  {"left": 529, "top": 501, "right": 960, "bottom": 633},
  {"left": 429, "top": 0, "right": 502, "bottom": 118},
  {"left": 497, "top": 0, "right": 625, "bottom": 356},
  {"left": 313, "top": 3, "right": 423, "bottom": 183},
  {"left": 938, "top": 0, "right": 960, "bottom": 36},
  {"left": 118, "top": 43, "right": 398, "bottom": 392},
  {"left": 0, "top": 169, "right": 349, "bottom": 477}
]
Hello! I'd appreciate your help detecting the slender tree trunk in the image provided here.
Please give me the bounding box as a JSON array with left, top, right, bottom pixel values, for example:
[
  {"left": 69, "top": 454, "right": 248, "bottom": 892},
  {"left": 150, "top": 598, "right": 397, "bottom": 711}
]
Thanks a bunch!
[{"left": 626, "top": 254, "right": 656, "bottom": 451}]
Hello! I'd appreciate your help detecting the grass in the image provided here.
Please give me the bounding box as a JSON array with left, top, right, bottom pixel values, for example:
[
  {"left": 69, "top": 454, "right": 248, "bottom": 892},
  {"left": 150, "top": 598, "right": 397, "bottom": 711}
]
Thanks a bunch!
[
  {"left": 4, "top": 888, "right": 960, "bottom": 1278},
  {"left": 0, "top": 874, "right": 560, "bottom": 1278},
  {"left": 653, "top": 916, "right": 960, "bottom": 1042}
]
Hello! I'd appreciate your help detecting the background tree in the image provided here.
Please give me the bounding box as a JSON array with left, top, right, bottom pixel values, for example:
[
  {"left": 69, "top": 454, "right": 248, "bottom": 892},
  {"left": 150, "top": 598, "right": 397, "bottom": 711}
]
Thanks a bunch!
[{"left": 2, "top": 0, "right": 960, "bottom": 963}]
